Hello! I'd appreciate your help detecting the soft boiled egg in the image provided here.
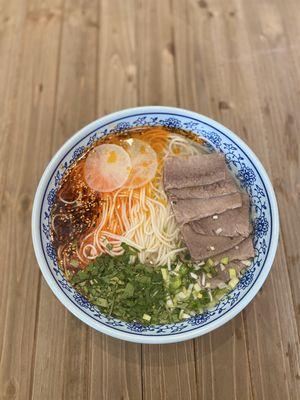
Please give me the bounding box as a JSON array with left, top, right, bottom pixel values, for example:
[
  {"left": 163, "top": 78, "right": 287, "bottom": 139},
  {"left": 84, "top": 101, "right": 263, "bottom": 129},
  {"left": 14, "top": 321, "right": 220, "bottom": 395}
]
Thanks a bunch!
[
  {"left": 124, "top": 139, "right": 158, "bottom": 189},
  {"left": 84, "top": 144, "right": 132, "bottom": 192}
]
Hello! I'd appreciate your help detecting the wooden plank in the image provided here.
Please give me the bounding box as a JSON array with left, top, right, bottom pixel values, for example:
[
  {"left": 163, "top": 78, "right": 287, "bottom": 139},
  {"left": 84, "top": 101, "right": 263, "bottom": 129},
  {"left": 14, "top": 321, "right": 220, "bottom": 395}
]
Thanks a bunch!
[
  {"left": 31, "top": 1, "right": 98, "bottom": 399},
  {"left": 204, "top": 0, "right": 299, "bottom": 398},
  {"left": 172, "top": 1, "right": 253, "bottom": 399},
  {"left": 0, "top": 1, "right": 63, "bottom": 399},
  {"left": 243, "top": 242, "right": 300, "bottom": 400},
  {"left": 239, "top": 1, "right": 300, "bottom": 398},
  {"left": 135, "top": 1, "right": 198, "bottom": 399},
  {"left": 136, "top": 0, "right": 178, "bottom": 106},
  {"left": 172, "top": 0, "right": 212, "bottom": 114},
  {"left": 174, "top": 0, "right": 299, "bottom": 399},
  {"left": 194, "top": 319, "right": 252, "bottom": 400},
  {"left": 243, "top": 0, "right": 300, "bottom": 334},
  {"left": 97, "top": 0, "right": 137, "bottom": 114},
  {"left": 207, "top": 0, "right": 300, "bottom": 393},
  {"left": 89, "top": 1, "right": 142, "bottom": 400},
  {"left": 90, "top": 336, "right": 142, "bottom": 400},
  {"left": 0, "top": 0, "right": 27, "bottom": 180},
  {"left": 142, "top": 342, "right": 198, "bottom": 400}
]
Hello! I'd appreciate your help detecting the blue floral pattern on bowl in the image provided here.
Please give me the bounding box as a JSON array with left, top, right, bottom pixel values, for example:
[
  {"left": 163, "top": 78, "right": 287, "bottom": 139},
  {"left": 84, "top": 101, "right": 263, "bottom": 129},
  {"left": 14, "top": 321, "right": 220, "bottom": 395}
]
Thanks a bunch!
[{"left": 35, "top": 110, "right": 276, "bottom": 339}]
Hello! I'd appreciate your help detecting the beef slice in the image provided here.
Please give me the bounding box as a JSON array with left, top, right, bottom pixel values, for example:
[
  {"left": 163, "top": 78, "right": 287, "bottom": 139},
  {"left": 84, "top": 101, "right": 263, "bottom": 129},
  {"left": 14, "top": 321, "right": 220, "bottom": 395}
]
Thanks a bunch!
[
  {"left": 181, "top": 224, "right": 245, "bottom": 261},
  {"left": 189, "top": 194, "right": 251, "bottom": 237},
  {"left": 163, "top": 153, "right": 227, "bottom": 190},
  {"left": 172, "top": 192, "right": 242, "bottom": 225},
  {"left": 167, "top": 177, "right": 238, "bottom": 200},
  {"left": 213, "top": 237, "right": 255, "bottom": 263}
]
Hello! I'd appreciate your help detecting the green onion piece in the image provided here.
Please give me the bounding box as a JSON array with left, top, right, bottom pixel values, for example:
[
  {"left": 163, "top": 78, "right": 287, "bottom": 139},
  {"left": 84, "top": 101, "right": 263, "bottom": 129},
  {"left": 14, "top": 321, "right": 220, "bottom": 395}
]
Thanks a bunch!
[
  {"left": 142, "top": 314, "right": 151, "bottom": 322},
  {"left": 220, "top": 256, "right": 229, "bottom": 265},
  {"left": 229, "top": 268, "right": 236, "bottom": 280},
  {"left": 161, "top": 268, "right": 169, "bottom": 282},
  {"left": 229, "top": 277, "right": 239, "bottom": 288},
  {"left": 169, "top": 276, "right": 182, "bottom": 291},
  {"left": 206, "top": 258, "right": 214, "bottom": 267},
  {"left": 179, "top": 265, "right": 188, "bottom": 275},
  {"left": 122, "top": 282, "right": 134, "bottom": 298},
  {"left": 193, "top": 283, "right": 201, "bottom": 292},
  {"left": 95, "top": 298, "right": 108, "bottom": 307},
  {"left": 121, "top": 242, "right": 138, "bottom": 255}
]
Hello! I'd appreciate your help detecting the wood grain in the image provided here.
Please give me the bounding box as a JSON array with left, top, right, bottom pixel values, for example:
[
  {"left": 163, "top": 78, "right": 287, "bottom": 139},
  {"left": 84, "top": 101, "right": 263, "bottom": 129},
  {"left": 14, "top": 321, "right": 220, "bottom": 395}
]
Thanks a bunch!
[
  {"left": 89, "top": 2, "right": 143, "bottom": 400},
  {"left": 0, "top": 1, "right": 63, "bottom": 399},
  {"left": 32, "top": 1, "right": 97, "bottom": 399},
  {"left": 0, "top": 0, "right": 300, "bottom": 399}
]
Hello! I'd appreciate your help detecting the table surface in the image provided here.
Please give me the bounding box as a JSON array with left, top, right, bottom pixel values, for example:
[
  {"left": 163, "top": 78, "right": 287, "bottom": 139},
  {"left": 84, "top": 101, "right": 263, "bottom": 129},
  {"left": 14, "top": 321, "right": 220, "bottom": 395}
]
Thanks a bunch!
[{"left": 1, "top": 0, "right": 300, "bottom": 399}]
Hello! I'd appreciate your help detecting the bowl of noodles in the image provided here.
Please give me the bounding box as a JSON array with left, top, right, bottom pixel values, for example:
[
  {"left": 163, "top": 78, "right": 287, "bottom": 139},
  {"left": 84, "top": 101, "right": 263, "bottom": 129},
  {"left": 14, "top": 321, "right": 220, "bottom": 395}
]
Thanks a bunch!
[{"left": 32, "top": 106, "right": 279, "bottom": 344}]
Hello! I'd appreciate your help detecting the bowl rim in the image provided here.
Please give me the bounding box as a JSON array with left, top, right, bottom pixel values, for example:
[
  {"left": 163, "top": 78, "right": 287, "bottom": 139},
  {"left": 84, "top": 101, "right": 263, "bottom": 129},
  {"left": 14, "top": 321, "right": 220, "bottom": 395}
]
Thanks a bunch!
[{"left": 32, "top": 106, "right": 279, "bottom": 344}]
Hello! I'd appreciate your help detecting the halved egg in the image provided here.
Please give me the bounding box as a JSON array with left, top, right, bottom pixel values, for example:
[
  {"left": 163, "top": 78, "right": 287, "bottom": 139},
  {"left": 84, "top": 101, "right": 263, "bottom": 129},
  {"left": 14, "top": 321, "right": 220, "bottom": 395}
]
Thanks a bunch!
[
  {"left": 84, "top": 144, "right": 132, "bottom": 192},
  {"left": 124, "top": 139, "right": 158, "bottom": 189}
]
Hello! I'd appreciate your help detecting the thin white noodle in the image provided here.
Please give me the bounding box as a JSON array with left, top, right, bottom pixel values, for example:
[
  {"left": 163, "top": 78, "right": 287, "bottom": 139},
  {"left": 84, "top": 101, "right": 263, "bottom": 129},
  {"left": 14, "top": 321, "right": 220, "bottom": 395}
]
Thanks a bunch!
[
  {"left": 146, "top": 200, "right": 173, "bottom": 246},
  {"left": 101, "top": 231, "right": 143, "bottom": 251},
  {"left": 83, "top": 244, "right": 98, "bottom": 259},
  {"left": 125, "top": 215, "right": 145, "bottom": 236},
  {"left": 113, "top": 187, "right": 125, "bottom": 203},
  {"left": 129, "top": 189, "right": 133, "bottom": 211},
  {"left": 159, "top": 247, "right": 187, "bottom": 265},
  {"left": 114, "top": 207, "right": 124, "bottom": 231}
]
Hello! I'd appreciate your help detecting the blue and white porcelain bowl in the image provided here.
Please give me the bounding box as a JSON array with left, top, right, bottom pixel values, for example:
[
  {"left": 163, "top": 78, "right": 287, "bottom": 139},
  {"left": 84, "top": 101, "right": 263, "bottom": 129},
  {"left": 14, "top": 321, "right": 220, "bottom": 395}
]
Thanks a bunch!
[{"left": 32, "top": 106, "right": 279, "bottom": 344}]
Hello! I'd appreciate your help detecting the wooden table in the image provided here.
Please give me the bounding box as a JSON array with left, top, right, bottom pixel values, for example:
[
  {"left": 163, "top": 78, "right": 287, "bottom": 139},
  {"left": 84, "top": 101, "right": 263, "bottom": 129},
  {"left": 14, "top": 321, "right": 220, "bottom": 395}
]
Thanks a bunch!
[{"left": 1, "top": 0, "right": 300, "bottom": 399}]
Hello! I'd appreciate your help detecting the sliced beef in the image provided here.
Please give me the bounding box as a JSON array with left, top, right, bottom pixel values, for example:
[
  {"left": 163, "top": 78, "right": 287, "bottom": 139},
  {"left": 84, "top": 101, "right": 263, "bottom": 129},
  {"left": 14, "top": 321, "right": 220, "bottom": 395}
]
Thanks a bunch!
[
  {"left": 189, "top": 194, "right": 251, "bottom": 237},
  {"left": 163, "top": 151, "right": 254, "bottom": 268},
  {"left": 213, "top": 237, "right": 255, "bottom": 263},
  {"left": 181, "top": 224, "right": 245, "bottom": 260},
  {"left": 167, "top": 175, "right": 238, "bottom": 200},
  {"left": 163, "top": 153, "right": 227, "bottom": 190},
  {"left": 172, "top": 192, "right": 242, "bottom": 225}
]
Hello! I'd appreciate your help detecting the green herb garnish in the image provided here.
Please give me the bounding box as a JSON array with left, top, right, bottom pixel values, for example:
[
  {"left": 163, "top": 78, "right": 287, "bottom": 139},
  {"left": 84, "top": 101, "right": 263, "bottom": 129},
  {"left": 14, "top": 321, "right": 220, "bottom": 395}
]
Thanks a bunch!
[
  {"left": 69, "top": 246, "right": 229, "bottom": 325},
  {"left": 202, "top": 259, "right": 218, "bottom": 277}
]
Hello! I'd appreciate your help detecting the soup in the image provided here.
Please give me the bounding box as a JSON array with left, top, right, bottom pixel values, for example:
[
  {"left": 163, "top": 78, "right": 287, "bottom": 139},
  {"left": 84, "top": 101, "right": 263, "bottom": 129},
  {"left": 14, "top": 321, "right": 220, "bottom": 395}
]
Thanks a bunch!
[{"left": 51, "top": 126, "right": 253, "bottom": 324}]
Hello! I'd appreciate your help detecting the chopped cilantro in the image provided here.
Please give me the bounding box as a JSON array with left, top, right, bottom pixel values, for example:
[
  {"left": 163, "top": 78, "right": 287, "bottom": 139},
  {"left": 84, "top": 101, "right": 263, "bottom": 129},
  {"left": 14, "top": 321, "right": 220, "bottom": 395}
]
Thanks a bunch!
[{"left": 68, "top": 246, "right": 232, "bottom": 325}]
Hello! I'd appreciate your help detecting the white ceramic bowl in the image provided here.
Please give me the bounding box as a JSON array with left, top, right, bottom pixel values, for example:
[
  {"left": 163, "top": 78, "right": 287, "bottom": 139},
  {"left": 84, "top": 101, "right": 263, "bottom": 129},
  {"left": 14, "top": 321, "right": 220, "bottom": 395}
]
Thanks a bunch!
[{"left": 32, "top": 106, "right": 279, "bottom": 344}]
